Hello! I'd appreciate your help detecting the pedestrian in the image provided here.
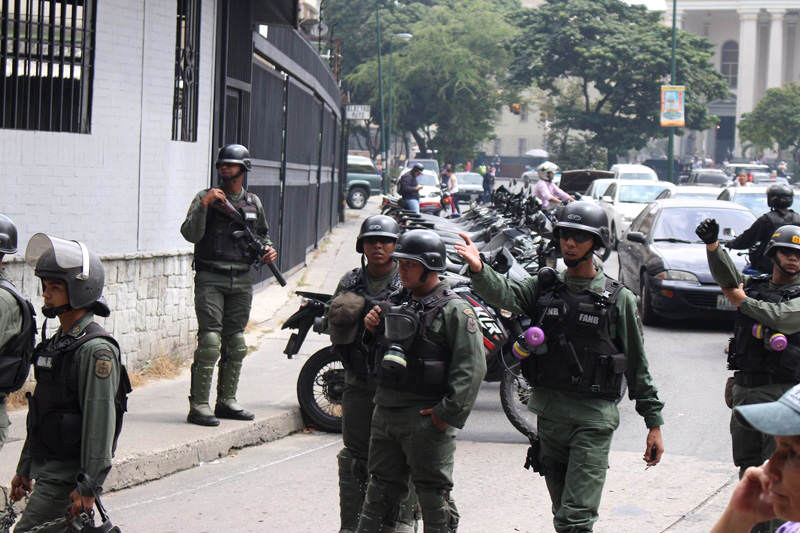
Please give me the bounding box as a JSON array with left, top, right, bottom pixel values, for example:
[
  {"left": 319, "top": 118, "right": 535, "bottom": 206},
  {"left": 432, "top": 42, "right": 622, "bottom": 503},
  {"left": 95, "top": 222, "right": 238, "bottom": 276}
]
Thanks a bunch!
[
  {"left": 481, "top": 167, "right": 494, "bottom": 204},
  {"left": 711, "top": 383, "right": 800, "bottom": 533},
  {"left": 327, "top": 215, "right": 418, "bottom": 533},
  {"left": 778, "top": 162, "right": 788, "bottom": 178},
  {"left": 533, "top": 161, "right": 573, "bottom": 208},
  {"left": 0, "top": 215, "right": 35, "bottom": 452},
  {"left": 396, "top": 163, "right": 424, "bottom": 214},
  {"left": 439, "top": 164, "right": 453, "bottom": 188},
  {"left": 724, "top": 184, "right": 800, "bottom": 274},
  {"left": 11, "top": 234, "right": 130, "bottom": 532},
  {"left": 180, "top": 144, "right": 278, "bottom": 426},
  {"left": 445, "top": 169, "right": 460, "bottom": 215},
  {"left": 356, "top": 230, "right": 486, "bottom": 532},
  {"left": 736, "top": 171, "right": 751, "bottom": 187},
  {"left": 456, "top": 202, "right": 664, "bottom": 532},
  {"left": 697, "top": 219, "right": 800, "bottom": 533}
]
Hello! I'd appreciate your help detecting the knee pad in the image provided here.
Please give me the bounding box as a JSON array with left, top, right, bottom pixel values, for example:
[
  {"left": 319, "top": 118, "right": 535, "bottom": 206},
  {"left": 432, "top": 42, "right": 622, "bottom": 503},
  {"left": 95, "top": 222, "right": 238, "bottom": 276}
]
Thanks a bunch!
[
  {"left": 195, "top": 331, "right": 221, "bottom": 364},
  {"left": 417, "top": 489, "right": 451, "bottom": 529},
  {"left": 222, "top": 332, "right": 248, "bottom": 361}
]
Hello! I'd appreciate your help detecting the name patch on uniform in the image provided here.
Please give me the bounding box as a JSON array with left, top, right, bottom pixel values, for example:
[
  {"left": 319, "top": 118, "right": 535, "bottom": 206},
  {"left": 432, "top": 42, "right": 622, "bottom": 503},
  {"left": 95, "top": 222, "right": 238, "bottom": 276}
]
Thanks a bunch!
[
  {"left": 94, "top": 351, "right": 113, "bottom": 379},
  {"left": 36, "top": 356, "right": 53, "bottom": 369},
  {"left": 546, "top": 307, "right": 560, "bottom": 317},
  {"left": 578, "top": 313, "right": 599, "bottom": 325},
  {"left": 244, "top": 211, "right": 257, "bottom": 221}
]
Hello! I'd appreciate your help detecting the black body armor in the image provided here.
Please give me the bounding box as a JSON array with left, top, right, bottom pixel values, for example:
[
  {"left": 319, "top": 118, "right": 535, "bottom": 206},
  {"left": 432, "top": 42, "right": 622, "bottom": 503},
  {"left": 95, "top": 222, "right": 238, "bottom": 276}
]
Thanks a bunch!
[
  {"left": 0, "top": 280, "right": 36, "bottom": 393},
  {"left": 751, "top": 210, "right": 800, "bottom": 272},
  {"left": 27, "top": 322, "right": 131, "bottom": 461},
  {"left": 195, "top": 191, "right": 260, "bottom": 265},
  {"left": 730, "top": 276, "right": 800, "bottom": 384},
  {"left": 522, "top": 277, "right": 627, "bottom": 401},
  {"left": 375, "top": 285, "right": 459, "bottom": 395}
]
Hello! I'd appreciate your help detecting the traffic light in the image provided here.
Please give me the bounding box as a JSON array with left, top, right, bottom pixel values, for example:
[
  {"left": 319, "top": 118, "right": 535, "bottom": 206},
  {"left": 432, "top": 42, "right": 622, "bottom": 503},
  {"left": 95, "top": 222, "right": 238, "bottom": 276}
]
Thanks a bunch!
[{"left": 509, "top": 103, "right": 521, "bottom": 115}]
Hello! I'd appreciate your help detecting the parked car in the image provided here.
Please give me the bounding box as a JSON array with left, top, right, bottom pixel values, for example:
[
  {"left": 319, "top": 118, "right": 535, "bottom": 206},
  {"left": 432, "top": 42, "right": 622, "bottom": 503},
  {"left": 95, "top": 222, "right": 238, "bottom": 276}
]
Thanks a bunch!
[
  {"left": 617, "top": 199, "right": 755, "bottom": 325},
  {"left": 598, "top": 179, "right": 675, "bottom": 248},
  {"left": 454, "top": 172, "right": 484, "bottom": 203},
  {"left": 346, "top": 155, "right": 383, "bottom": 209},
  {"left": 609, "top": 163, "right": 658, "bottom": 181},
  {"left": 581, "top": 178, "right": 616, "bottom": 204},
  {"left": 402, "top": 158, "right": 440, "bottom": 177},
  {"left": 559, "top": 169, "right": 614, "bottom": 197},
  {"left": 656, "top": 185, "right": 724, "bottom": 200}
]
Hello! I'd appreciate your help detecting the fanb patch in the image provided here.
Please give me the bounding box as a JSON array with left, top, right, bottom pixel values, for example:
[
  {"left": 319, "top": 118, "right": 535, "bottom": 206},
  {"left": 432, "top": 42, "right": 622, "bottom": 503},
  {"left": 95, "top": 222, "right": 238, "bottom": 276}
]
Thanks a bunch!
[
  {"left": 466, "top": 316, "right": 478, "bottom": 334},
  {"left": 463, "top": 307, "right": 476, "bottom": 318},
  {"left": 94, "top": 352, "right": 113, "bottom": 379}
]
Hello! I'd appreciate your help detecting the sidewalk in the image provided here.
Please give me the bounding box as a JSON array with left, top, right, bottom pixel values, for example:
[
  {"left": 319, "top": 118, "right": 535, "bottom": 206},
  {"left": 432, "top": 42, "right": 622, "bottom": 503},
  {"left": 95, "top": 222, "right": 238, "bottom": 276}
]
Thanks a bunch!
[{"left": 0, "top": 195, "right": 741, "bottom": 531}]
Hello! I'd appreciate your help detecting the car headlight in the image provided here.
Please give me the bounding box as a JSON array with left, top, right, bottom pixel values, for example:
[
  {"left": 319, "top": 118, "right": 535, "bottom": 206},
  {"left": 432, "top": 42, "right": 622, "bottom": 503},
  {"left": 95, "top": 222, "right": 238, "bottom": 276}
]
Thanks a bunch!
[{"left": 655, "top": 270, "right": 699, "bottom": 283}]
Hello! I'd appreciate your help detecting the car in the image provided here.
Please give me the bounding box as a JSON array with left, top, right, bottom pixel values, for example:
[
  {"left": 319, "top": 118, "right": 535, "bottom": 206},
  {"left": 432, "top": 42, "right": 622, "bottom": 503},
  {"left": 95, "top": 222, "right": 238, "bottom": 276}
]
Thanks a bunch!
[
  {"left": 717, "top": 186, "right": 800, "bottom": 217},
  {"left": 617, "top": 199, "right": 755, "bottom": 324},
  {"left": 609, "top": 163, "right": 658, "bottom": 181},
  {"left": 402, "top": 158, "right": 440, "bottom": 177},
  {"left": 345, "top": 155, "right": 383, "bottom": 209},
  {"left": 683, "top": 171, "right": 730, "bottom": 187},
  {"left": 417, "top": 170, "right": 443, "bottom": 213},
  {"left": 598, "top": 179, "right": 675, "bottom": 248},
  {"left": 723, "top": 162, "right": 770, "bottom": 177},
  {"left": 559, "top": 169, "right": 613, "bottom": 197},
  {"left": 655, "top": 185, "right": 724, "bottom": 200},
  {"left": 581, "top": 178, "right": 616, "bottom": 204},
  {"left": 454, "top": 172, "right": 484, "bottom": 204},
  {"left": 751, "top": 173, "right": 789, "bottom": 185}
]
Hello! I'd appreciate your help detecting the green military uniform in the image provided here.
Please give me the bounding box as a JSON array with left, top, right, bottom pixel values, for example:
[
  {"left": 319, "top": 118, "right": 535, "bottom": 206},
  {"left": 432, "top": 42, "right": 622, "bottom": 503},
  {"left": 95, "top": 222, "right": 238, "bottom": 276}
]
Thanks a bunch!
[
  {"left": 15, "top": 312, "right": 121, "bottom": 532},
  {"left": 471, "top": 264, "right": 664, "bottom": 533},
  {"left": 0, "top": 273, "right": 22, "bottom": 450},
  {"left": 180, "top": 188, "right": 272, "bottom": 421},
  {"left": 356, "top": 283, "right": 486, "bottom": 533}
]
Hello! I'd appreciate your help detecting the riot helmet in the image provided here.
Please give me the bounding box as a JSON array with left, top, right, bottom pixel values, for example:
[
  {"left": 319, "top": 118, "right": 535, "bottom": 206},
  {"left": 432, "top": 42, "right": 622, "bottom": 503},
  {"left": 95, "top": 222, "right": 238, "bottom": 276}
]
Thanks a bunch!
[
  {"left": 767, "top": 183, "right": 793, "bottom": 209},
  {"left": 356, "top": 215, "right": 400, "bottom": 253},
  {"left": 0, "top": 214, "right": 18, "bottom": 254},
  {"left": 25, "top": 234, "right": 108, "bottom": 318},
  {"left": 553, "top": 202, "right": 610, "bottom": 266},
  {"left": 411, "top": 162, "right": 424, "bottom": 173},
  {"left": 392, "top": 230, "right": 446, "bottom": 272},
  {"left": 215, "top": 144, "right": 253, "bottom": 172},
  {"left": 536, "top": 161, "right": 559, "bottom": 182},
  {"left": 765, "top": 225, "right": 800, "bottom": 258}
]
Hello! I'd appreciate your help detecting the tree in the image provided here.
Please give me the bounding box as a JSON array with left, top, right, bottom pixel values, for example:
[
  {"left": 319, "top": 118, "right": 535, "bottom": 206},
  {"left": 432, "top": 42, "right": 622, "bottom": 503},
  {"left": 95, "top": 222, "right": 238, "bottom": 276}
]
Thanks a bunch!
[
  {"left": 739, "top": 83, "right": 800, "bottom": 162},
  {"left": 508, "top": 0, "right": 728, "bottom": 166}
]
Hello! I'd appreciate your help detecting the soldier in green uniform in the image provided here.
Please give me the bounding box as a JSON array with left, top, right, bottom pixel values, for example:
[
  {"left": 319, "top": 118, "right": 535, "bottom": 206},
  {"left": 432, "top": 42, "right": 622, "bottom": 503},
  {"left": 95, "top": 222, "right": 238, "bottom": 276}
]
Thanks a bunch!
[
  {"left": 11, "top": 234, "right": 129, "bottom": 532},
  {"left": 356, "top": 229, "right": 486, "bottom": 533},
  {"left": 180, "top": 144, "right": 278, "bottom": 426},
  {"left": 0, "top": 215, "right": 36, "bottom": 452},
  {"left": 456, "top": 202, "right": 664, "bottom": 533},
  {"left": 697, "top": 219, "right": 800, "bottom": 533},
  {"left": 327, "top": 215, "right": 418, "bottom": 533}
]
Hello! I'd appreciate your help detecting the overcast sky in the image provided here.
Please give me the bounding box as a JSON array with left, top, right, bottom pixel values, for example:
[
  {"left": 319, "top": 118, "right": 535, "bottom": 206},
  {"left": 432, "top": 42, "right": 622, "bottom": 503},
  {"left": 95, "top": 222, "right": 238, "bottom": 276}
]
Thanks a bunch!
[{"left": 623, "top": 0, "right": 668, "bottom": 10}]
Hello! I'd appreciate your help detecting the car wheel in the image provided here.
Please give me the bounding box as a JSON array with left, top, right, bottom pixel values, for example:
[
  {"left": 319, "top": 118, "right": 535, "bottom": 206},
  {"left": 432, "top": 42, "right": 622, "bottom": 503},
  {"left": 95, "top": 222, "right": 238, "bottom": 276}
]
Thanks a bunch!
[
  {"left": 639, "top": 276, "right": 660, "bottom": 326},
  {"left": 609, "top": 223, "right": 618, "bottom": 250},
  {"left": 346, "top": 187, "right": 368, "bottom": 209}
]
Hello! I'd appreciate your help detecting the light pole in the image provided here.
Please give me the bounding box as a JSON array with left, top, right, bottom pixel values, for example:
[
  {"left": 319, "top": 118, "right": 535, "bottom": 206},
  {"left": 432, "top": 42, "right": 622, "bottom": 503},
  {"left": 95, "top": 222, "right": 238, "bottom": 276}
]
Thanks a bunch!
[
  {"left": 375, "top": 3, "right": 387, "bottom": 192},
  {"left": 667, "top": 0, "right": 677, "bottom": 183},
  {"left": 388, "top": 32, "right": 413, "bottom": 179}
]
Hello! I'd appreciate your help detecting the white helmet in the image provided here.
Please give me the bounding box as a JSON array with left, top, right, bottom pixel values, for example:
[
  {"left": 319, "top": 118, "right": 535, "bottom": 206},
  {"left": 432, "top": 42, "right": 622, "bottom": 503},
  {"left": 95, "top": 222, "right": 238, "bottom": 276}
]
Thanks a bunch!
[{"left": 536, "top": 161, "right": 559, "bottom": 181}]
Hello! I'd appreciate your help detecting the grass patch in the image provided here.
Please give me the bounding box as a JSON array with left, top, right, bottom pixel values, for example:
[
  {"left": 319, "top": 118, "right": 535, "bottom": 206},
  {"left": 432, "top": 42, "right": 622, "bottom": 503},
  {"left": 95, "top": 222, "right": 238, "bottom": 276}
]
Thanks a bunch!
[{"left": 127, "top": 354, "right": 187, "bottom": 389}]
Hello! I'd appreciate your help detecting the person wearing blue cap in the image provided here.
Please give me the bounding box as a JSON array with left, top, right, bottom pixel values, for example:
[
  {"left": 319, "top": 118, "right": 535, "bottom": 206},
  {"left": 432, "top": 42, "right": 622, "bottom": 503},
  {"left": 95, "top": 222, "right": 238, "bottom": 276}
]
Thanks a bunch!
[{"left": 713, "top": 383, "right": 800, "bottom": 533}]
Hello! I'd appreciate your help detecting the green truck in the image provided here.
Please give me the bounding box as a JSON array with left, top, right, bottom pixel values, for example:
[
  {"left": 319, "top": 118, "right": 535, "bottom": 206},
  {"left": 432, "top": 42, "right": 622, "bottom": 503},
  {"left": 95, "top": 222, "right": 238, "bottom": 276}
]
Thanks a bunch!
[{"left": 346, "top": 155, "right": 383, "bottom": 209}]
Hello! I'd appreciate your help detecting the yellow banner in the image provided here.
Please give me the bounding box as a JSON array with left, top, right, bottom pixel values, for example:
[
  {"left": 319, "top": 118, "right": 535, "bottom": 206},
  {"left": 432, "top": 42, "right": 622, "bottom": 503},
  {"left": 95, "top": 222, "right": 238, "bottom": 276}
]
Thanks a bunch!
[{"left": 660, "top": 85, "right": 685, "bottom": 127}]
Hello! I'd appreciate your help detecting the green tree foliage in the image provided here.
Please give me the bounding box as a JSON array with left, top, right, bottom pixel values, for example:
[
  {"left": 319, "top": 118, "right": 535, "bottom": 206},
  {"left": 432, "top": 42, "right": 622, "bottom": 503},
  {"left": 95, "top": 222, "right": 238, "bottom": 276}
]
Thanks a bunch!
[
  {"left": 508, "top": 0, "right": 728, "bottom": 166},
  {"left": 738, "top": 83, "right": 800, "bottom": 162}
]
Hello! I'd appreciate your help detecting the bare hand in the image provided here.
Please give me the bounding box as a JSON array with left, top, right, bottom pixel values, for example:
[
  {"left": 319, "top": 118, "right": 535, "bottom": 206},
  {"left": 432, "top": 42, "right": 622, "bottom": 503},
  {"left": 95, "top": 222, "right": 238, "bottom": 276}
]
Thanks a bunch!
[
  {"left": 710, "top": 465, "right": 774, "bottom": 533},
  {"left": 201, "top": 188, "right": 226, "bottom": 206},
  {"left": 364, "top": 305, "right": 381, "bottom": 333},
  {"left": 261, "top": 246, "right": 278, "bottom": 264},
  {"left": 416, "top": 185, "right": 424, "bottom": 191},
  {"left": 10, "top": 474, "right": 31, "bottom": 502},
  {"left": 68, "top": 489, "right": 95, "bottom": 517},
  {"left": 453, "top": 233, "right": 482, "bottom": 273},
  {"left": 722, "top": 283, "right": 746, "bottom": 307},
  {"left": 643, "top": 426, "right": 664, "bottom": 466},
  {"left": 420, "top": 408, "right": 449, "bottom": 431}
]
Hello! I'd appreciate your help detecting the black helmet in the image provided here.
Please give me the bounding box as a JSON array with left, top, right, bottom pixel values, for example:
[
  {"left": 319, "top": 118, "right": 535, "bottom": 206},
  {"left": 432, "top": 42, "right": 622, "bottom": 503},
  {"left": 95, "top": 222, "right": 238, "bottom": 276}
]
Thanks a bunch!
[
  {"left": 0, "top": 214, "right": 18, "bottom": 254},
  {"left": 765, "top": 225, "right": 800, "bottom": 258},
  {"left": 25, "top": 234, "right": 109, "bottom": 317},
  {"left": 553, "top": 202, "right": 609, "bottom": 249},
  {"left": 356, "top": 215, "right": 400, "bottom": 253},
  {"left": 215, "top": 144, "right": 253, "bottom": 172},
  {"left": 392, "top": 229, "right": 446, "bottom": 271},
  {"left": 767, "top": 183, "right": 793, "bottom": 209},
  {"left": 411, "top": 162, "right": 424, "bottom": 173}
]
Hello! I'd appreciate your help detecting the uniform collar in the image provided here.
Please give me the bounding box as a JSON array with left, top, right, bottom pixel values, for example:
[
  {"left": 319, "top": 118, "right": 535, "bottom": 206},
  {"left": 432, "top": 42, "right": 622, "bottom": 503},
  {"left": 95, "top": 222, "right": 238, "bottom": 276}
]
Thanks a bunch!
[
  {"left": 561, "top": 265, "right": 607, "bottom": 294},
  {"left": 59, "top": 312, "right": 95, "bottom": 339}
]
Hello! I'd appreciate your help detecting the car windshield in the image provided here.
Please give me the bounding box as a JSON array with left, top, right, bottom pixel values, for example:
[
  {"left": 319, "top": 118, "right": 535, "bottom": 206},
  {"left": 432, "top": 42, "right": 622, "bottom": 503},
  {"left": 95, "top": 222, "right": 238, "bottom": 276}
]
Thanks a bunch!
[
  {"left": 618, "top": 184, "right": 670, "bottom": 203},
  {"left": 618, "top": 172, "right": 654, "bottom": 180},
  {"left": 457, "top": 173, "right": 483, "bottom": 185},
  {"left": 417, "top": 173, "right": 438, "bottom": 187},
  {"left": 730, "top": 193, "right": 769, "bottom": 216},
  {"left": 696, "top": 174, "right": 728, "bottom": 185},
  {"left": 653, "top": 207, "right": 754, "bottom": 242},
  {"left": 348, "top": 162, "right": 377, "bottom": 174},
  {"left": 408, "top": 160, "right": 438, "bottom": 172}
]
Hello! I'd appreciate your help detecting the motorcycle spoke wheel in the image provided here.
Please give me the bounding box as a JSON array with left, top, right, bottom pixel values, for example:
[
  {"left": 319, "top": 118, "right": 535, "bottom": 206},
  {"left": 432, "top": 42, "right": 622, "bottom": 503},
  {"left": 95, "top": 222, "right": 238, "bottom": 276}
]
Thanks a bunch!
[
  {"left": 500, "top": 363, "right": 538, "bottom": 440},
  {"left": 296, "top": 347, "right": 344, "bottom": 433}
]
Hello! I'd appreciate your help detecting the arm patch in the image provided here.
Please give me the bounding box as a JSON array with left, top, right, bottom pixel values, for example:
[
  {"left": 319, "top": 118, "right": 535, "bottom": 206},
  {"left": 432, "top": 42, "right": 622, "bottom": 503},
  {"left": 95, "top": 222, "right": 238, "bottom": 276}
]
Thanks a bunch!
[{"left": 93, "top": 349, "right": 114, "bottom": 379}]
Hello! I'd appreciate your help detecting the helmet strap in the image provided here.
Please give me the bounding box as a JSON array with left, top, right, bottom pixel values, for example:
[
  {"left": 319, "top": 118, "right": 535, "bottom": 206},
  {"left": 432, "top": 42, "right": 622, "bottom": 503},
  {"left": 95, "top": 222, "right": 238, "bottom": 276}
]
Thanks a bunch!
[
  {"left": 774, "top": 253, "right": 800, "bottom": 277},
  {"left": 219, "top": 166, "right": 244, "bottom": 183},
  {"left": 419, "top": 269, "right": 430, "bottom": 283},
  {"left": 41, "top": 304, "right": 71, "bottom": 319}
]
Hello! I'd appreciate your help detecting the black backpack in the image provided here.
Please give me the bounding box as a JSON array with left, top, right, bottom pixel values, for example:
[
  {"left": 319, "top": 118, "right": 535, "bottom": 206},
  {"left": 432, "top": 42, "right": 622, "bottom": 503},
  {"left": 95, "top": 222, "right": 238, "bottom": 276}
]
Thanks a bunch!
[{"left": 0, "top": 280, "right": 36, "bottom": 394}]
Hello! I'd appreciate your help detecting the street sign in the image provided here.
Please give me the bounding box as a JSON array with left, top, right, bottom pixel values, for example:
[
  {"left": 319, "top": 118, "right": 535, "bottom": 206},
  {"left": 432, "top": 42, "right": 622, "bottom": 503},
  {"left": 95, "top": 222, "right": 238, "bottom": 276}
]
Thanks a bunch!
[
  {"left": 660, "top": 85, "right": 685, "bottom": 127},
  {"left": 346, "top": 105, "right": 371, "bottom": 120}
]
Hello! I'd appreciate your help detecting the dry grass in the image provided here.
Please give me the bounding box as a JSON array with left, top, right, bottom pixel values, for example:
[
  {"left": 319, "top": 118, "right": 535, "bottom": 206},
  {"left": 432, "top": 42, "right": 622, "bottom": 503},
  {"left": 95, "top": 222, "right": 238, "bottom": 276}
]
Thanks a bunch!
[{"left": 127, "top": 354, "right": 187, "bottom": 389}]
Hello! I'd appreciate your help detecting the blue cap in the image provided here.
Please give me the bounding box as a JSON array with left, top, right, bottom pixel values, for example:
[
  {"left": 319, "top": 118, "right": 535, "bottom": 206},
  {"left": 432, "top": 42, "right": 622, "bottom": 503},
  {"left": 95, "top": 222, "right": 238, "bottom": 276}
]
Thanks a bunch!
[{"left": 735, "top": 384, "right": 800, "bottom": 436}]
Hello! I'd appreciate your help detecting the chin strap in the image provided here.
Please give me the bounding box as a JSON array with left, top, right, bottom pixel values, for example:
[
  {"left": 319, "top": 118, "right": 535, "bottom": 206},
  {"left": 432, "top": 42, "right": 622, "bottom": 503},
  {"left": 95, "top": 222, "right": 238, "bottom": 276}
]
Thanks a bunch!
[
  {"left": 563, "top": 246, "right": 596, "bottom": 268},
  {"left": 219, "top": 167, "right": 244, "bottom": 183},
  {"left": 41, "top": 304, "right": 71, "bottom": 319},
  {"left": 775, "top": 257, "right": 800, "bottom": 277}
]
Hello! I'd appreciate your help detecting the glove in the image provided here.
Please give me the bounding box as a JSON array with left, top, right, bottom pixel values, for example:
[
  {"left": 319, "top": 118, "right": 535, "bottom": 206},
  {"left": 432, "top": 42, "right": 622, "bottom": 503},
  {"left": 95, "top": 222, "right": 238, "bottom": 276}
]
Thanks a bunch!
[{"left": 695, "top": 218, "right": 719, "bottom": 244}]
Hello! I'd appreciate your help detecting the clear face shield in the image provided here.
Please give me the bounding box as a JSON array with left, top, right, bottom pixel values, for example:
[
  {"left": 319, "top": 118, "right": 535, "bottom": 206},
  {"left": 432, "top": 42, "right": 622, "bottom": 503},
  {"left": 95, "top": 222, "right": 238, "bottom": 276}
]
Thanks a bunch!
[{"left": 25, "top": 233, "right": 91, "bottom": 280}]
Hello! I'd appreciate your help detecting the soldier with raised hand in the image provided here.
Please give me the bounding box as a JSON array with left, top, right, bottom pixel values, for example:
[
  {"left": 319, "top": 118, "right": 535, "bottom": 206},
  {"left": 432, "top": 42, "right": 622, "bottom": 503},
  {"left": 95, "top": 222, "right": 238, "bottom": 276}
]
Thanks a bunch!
[
  {"left": 11, "top": 234, "right": 130, "bottom": 532},
  {"left": 357, "top": 229, "right": 486, "bottom": 533},
  {"left": 456, "top": 202, "right": 664, "bottom": 533},
  {"left": 180, "top": 144, "right": 278, "bottom": 426}
]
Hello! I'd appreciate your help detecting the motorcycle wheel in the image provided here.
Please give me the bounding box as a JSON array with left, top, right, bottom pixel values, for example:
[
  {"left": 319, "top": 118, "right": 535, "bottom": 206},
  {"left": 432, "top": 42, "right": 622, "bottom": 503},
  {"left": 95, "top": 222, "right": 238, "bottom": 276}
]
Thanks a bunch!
[
  {"left": 296, "top": 347, "right": 344, "bottom": 433},
  {"left": 500, "top": 362, "right": 537, "bottom": 440}
]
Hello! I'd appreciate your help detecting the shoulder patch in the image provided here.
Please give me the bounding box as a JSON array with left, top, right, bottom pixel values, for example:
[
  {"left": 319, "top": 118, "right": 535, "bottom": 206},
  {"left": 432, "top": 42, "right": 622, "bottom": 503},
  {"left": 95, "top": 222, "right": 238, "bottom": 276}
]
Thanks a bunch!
[
  {"left": 466, "top": 316, "right": 478, "bottom": 334},
  {"left": 93, "top": 349, "right": 114, "bottom": 379},
  {"left": 463, "top": 307, "right": 476, "bottom": 318}
]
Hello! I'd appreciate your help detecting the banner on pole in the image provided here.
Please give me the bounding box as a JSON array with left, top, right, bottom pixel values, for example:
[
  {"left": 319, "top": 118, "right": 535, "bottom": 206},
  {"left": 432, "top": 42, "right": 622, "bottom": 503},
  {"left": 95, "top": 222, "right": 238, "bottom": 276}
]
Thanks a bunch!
[
  {"left": 660, "top": 85, "right": 685, "bottom": 127},
  {"left": 346, "top": 105, "right": 371, "bottom": 121}
]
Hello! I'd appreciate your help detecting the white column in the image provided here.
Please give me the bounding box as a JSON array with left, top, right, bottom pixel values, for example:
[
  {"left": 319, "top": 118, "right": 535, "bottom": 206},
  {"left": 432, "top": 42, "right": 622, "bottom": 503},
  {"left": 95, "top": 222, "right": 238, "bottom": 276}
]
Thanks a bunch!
[
  {"left": 767, "top": 9, "right": 785, "bottom": 88},
  {"left": 736, "top": 9, "right": 759, "bottom": 156},
  {"left": 674, "top": 10, "right": 684, "bottom": 30}
]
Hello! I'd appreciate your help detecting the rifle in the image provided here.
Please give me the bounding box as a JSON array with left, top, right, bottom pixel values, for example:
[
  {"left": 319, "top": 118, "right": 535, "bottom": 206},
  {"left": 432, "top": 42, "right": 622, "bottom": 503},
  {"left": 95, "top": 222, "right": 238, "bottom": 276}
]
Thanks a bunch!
[
  {"left": 74, "top": 472, "right": 121, "bottom": 532},
  {"left": 211, "top": 198, "right": 287, "bottom": 286}
]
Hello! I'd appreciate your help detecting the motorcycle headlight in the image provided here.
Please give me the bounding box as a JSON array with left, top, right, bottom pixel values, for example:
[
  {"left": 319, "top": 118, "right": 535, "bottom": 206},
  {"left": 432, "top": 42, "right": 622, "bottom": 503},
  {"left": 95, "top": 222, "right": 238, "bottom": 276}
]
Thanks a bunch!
[{"left": 655, "top": 270, "right": 699, "bottom": 283}]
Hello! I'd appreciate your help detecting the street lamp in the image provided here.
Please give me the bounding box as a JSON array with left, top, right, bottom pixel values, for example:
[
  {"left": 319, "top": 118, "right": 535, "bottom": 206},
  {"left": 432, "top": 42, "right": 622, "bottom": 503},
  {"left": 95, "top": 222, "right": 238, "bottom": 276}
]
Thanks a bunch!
[
  {"left": 375, "top": 4, "right": 387, "bottom": 192},
  {"left": 667, "top": 0, "right": 677, "bottom": 182},
  {"left": 388, "top": 32, "right": 413, "bottom": 178}
]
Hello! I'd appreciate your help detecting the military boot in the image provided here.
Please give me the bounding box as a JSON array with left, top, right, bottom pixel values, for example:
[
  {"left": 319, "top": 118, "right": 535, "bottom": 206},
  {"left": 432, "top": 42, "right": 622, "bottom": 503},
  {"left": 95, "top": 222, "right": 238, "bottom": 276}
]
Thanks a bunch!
[
  {"left": 187, "top": 332, "right": 222, "bottom": 426},
  {"left": 215, "top": 334, "right": 254, "bottom": 420}
]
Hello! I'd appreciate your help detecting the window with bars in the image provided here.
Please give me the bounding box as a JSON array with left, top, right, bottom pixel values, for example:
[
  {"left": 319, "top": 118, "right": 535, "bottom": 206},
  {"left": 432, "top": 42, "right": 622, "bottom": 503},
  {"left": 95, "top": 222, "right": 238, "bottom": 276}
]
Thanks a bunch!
[
  {"left": 172, "top": 0, "right": 200, "bottom": 142},
  {"left": 1, "top": 0, "right": 96, "bottom": 133}
]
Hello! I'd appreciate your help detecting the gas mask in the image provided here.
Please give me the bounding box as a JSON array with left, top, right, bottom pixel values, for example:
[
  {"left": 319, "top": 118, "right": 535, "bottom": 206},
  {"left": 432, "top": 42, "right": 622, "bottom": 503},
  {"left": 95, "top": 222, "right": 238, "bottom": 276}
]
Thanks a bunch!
[{"left": 380, "top": 303, "right": 421, "bottom": 379}]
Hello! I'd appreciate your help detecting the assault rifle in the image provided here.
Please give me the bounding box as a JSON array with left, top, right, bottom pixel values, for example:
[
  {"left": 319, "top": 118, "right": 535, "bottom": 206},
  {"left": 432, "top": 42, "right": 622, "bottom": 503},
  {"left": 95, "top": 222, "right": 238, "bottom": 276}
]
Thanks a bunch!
[
  {"left": 74, "top": 472, "right": 121, "bottom": 532},
  {"left": 211, "top": 199, "right": 287, "bottom": 286}
]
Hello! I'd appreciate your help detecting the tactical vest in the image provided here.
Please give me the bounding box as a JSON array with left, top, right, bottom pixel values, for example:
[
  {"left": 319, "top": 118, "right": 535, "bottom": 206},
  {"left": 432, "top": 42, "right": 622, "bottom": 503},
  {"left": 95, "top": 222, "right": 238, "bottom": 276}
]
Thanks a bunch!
[
  {"left": 27, "top": 322, "right": 132, "bottom": 461},
  {"left": 336, "top": 267, "right": 402, "bottom": 378},
  {"left": 521, "top": 277, "right": 627, "bottom": 401},
  {"left": 376, "top": 286, "right": 459, "bottom": 395},
  {"left": 195, "top": 191, "right": 259, "bottom": 265},
  {"left": 751, "top": 210, "right": 800, "bottom": 272},
  {"left": 730, "top": 276, "right": 800, "bottom": 383},
  {"left": 0, "top": 280, "right": 36, "bottom": 393}
]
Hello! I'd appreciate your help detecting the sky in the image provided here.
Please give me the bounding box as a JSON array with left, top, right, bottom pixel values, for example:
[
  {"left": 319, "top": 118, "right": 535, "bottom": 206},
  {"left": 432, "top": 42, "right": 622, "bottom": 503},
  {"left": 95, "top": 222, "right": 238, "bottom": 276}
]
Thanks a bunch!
[{"left": 623, "top": 0, "right": 668, "bottom": 10}]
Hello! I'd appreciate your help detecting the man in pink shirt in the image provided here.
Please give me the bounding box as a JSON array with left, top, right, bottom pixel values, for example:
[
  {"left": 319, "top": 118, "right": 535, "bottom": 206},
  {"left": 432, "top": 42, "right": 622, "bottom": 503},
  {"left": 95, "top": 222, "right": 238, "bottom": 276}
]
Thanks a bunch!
[{"left": 533, "top": 162, "right": 573, "bottom": 209}]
